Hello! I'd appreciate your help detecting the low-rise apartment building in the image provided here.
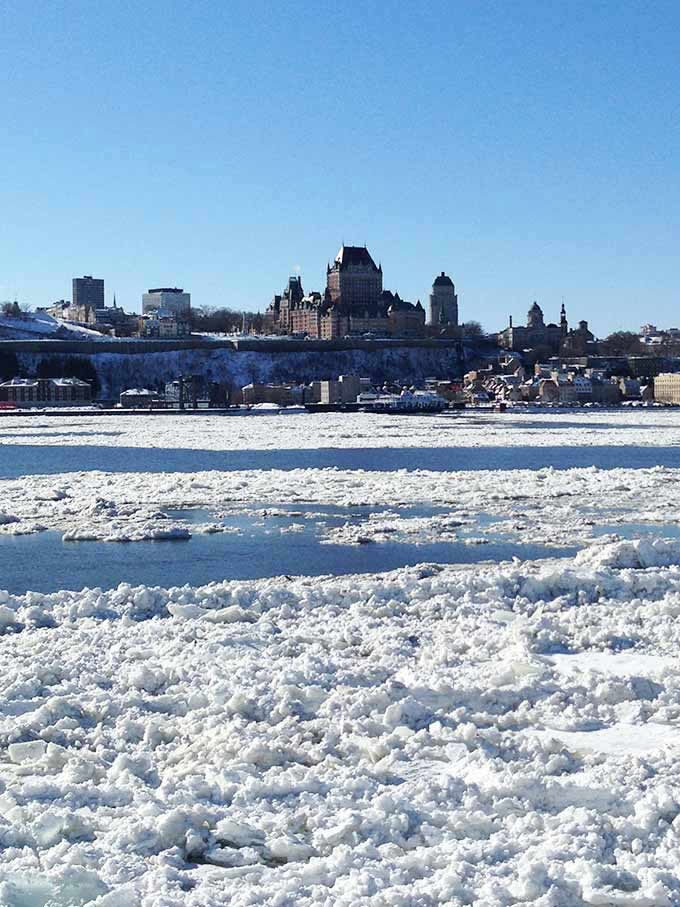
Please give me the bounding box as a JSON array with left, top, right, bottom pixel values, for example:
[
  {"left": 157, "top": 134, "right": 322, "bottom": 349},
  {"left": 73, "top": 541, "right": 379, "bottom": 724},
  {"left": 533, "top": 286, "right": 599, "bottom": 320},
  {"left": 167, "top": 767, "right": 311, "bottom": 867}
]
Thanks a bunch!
[
  {"left": 241, "top": 383, "right": 304, "bottom": 406},
  {"left": 0, "top": 377, "right": 92, "bottom": 407},
  {"left": 119, "top": 388, "right": 161, "bottom": 408},
  {"left": 653, "top": 373, "right": 680, "bottom": 404}
]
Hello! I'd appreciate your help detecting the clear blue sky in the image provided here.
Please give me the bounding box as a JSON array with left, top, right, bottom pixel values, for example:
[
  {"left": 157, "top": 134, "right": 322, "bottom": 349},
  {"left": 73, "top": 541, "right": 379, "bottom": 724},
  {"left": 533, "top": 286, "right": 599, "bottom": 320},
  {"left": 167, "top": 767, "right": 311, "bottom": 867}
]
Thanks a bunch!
[{"left": 1, "top": 0, "right": 677, "bottom": 334}]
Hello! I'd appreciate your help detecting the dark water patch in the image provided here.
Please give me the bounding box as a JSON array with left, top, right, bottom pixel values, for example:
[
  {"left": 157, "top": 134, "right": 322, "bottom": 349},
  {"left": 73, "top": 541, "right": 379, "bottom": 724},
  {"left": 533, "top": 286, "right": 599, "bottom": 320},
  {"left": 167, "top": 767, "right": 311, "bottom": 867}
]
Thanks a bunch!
[
  {"left": 0, "top": 444, "right": 678, "bottom": 478},
  {"left": 162, "top": 502, "right": 458, "bottom": 526},
  {"left": 0, "top": 530, "right": 575, "bottom": 596}
]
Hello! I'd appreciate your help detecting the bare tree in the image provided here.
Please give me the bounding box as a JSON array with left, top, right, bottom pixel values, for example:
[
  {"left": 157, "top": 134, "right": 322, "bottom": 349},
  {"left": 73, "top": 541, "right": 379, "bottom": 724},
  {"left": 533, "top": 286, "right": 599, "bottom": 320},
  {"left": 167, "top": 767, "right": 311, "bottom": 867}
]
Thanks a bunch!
[{"left": 461, "top": 320, "right": 484, "bottom": 337}]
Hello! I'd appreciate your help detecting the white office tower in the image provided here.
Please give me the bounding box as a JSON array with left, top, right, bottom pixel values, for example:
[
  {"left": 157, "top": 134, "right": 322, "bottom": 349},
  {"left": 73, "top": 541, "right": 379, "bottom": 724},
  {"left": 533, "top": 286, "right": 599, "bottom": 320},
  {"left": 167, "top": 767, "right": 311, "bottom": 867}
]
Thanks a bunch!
[{"left": 142, "top": 287, "right": 191, "bottom": 317}]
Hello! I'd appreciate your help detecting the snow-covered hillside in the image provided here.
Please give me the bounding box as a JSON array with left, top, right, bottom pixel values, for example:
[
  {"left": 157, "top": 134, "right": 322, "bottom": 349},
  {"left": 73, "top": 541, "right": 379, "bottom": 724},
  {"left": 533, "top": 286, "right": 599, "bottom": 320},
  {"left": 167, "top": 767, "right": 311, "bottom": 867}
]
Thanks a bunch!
[
  {"left": 16, "top": 344, "right": 464, "bottom": 397},
  {"left": 0, "top": 312, "right": 103, "bottom": 341}
]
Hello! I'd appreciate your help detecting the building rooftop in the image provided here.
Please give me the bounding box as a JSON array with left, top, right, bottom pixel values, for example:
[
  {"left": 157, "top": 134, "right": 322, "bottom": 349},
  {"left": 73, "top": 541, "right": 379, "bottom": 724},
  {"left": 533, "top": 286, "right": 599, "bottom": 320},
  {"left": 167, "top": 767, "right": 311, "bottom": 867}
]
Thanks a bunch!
[
  {"left": 147, "top": 287, "right": 185, "bottom": 294},
  {"left": 333, "top": 246, "right": 379, "bottom": 270},
  {"left": 0, "top": 377, "right": 90, "bottom": 387},
  {"left": 433, "top": 272, "right": 454, "bottom": 287}
]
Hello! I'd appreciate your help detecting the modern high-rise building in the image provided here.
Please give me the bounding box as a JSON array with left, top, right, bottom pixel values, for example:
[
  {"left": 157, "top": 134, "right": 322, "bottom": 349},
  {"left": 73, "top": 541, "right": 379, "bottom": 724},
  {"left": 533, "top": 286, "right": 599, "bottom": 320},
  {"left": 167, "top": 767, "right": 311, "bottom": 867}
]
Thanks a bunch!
[
  {"left": 72, "top": 275, "right": 104, "bottom": 311},
  {"left": 142, "top": 287, "right": 191, "bottom": 318},
  {"left": 428, "top": 272, "right": 458, "bottom": 327}
]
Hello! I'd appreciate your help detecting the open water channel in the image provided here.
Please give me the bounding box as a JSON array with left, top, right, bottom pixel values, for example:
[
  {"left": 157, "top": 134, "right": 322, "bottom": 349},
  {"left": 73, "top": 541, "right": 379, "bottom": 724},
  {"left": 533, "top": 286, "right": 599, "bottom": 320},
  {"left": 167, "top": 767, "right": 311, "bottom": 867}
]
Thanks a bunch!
[{"left": 0, "top": 503, "right": 575, "bottom": 595}]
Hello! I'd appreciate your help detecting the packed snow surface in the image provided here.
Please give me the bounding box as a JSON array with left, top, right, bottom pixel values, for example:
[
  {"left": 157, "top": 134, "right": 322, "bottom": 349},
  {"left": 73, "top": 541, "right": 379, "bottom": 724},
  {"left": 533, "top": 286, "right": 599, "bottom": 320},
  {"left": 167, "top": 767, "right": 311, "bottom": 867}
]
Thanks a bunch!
[
  {"left": 2, "top": 407, "right": 680, "bottom": 451},
  {"left": 2, "top": 410, "right": 680, "bottom": 904},
  {"left": 3, "top": 552, "right": 680, "bottom": 905},
  {"left": 0, "top": 312, "right": 104, "bottom": 339}
]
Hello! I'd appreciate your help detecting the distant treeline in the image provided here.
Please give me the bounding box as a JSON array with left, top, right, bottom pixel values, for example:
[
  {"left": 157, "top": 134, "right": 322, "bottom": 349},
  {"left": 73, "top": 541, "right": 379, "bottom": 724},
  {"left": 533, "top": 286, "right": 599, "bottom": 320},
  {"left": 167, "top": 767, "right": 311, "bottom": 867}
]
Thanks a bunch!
[
  {"left": 1, "top": 353, "right": 100, "bottom": 395},
  {"left": 190, "top": 306, "right": 266, "bottom": 334}
]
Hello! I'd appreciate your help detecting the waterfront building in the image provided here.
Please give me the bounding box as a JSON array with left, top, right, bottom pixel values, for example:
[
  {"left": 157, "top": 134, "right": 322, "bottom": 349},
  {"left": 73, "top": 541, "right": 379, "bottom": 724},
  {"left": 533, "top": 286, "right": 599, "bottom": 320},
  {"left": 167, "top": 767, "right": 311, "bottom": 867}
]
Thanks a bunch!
[
  {"left": 428, "top": 272, "right": 458, "bottom": 327},
  {"left": 142, "top": 287, "right": 191, "bottom": 318},
  {"left": 0, "top": 377, "right": 92, "bottom": 407},
  {"left": 652, "top": 373, "right": 680, "bottom": 404},
  {"left": 319, "top": 375, "right": 364, "bottom": 405},
  {"left": 164, "top": 376, "right": 209, "bottom": 408},
  {"left": 589, "top": 377, "right": 621, "bottom": 404},
  {"left": 617, "top": 376, "right": 642, "bottom": 399},
  {"left": 241, "top": 383, "right": 304, "bottom": 406},
  {"left": 119, "top": 388, "right": 161, "bottom": 408}
]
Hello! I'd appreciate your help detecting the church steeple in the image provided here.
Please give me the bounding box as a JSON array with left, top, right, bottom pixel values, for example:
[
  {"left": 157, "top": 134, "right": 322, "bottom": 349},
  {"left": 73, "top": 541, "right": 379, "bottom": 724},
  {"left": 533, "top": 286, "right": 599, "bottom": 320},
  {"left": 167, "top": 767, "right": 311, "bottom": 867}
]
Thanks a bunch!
[{"left": 560, "top": 300, "right": 568, "bottom": 335}]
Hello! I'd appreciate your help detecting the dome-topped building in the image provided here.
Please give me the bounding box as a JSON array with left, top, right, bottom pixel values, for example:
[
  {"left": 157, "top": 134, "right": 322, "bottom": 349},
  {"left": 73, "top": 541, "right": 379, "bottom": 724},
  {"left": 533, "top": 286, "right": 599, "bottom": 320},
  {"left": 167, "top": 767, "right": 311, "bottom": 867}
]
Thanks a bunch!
[
  {"left": 498, "top": 302, "right": 569, "bottom": 353},
  {"left": 428, "top": 272, "right": 458, "bottom": 327},
  {"left": 527, "top": 301, "right": 545, "bottom": 328}
]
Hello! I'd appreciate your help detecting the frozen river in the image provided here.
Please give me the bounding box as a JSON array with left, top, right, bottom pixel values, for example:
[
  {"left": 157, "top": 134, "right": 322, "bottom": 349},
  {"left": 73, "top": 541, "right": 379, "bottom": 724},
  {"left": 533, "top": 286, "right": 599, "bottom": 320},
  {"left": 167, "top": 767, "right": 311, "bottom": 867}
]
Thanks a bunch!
[{"left": 3, "top": 409, "right": 680, "bottom": 906}]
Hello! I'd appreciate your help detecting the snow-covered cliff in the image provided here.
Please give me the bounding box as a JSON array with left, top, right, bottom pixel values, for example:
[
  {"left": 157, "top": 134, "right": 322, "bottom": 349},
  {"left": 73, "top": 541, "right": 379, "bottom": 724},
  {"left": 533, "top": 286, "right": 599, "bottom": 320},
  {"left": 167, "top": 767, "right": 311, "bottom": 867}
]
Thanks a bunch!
[{"left": 17, "top": 344, "right": 469, "bottom": 397}]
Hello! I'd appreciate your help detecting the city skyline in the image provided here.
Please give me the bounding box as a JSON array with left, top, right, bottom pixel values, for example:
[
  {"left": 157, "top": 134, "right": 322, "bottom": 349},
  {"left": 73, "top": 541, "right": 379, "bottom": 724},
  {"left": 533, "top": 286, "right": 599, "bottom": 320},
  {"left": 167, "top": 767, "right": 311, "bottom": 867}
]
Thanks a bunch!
[
  {"left": 1, "top": 1, "right": 678, "bottom": 333},
  {"left": 3, "top": 249, "right": 674, "bottom": 338}
]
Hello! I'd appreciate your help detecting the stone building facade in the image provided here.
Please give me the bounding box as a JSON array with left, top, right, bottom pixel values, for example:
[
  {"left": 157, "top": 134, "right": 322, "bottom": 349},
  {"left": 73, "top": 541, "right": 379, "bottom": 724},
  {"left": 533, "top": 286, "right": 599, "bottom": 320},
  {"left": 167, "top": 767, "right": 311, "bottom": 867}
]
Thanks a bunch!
[
  {"left": 429, "top": 272, "right": 458, "bottom": 328},
  {"left": 265, "top": 245, "right": 426, "bottom": 339},
  {"left": 561, "top": 320, "right": 595, "bottom": 356},
  {"left": 498, "top": 302, "right": 568, "bottom": 354},
  {"left": 326, "top": 246, "right": 383, "bottom": 310},
  {"left": 0, "top": 377, "right": 92, "bottom": 407}
]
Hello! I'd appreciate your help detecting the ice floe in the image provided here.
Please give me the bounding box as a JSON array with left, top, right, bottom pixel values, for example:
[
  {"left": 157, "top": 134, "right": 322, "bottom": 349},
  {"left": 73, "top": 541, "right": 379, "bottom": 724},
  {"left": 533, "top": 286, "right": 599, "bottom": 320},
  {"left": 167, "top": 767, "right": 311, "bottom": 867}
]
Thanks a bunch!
[
  {"left": 2, "top": 464, "right": 680, "bottom": 549},
  {"left": 0, "top": 549, "right": 679, "bottom": 902}
]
